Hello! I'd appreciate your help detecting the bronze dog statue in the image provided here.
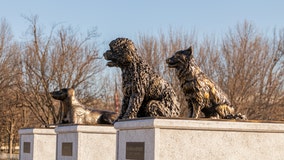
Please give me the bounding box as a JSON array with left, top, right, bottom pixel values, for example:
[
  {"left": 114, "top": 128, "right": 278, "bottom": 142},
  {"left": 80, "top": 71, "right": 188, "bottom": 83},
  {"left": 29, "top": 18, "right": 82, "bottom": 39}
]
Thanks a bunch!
[
  {"left": 50, "top": 88, "right": 118, "bottom": 124},
  {"left": 166, "top": 47, "right": 244, "bottom": 119},
  {"left": 104, "top": 38, "right": 181, "bottom": 121}
]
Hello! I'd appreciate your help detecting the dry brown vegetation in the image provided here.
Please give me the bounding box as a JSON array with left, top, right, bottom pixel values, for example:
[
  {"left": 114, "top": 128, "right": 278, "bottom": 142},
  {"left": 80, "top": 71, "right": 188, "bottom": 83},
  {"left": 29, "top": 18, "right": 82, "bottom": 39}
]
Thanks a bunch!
[
  {"left": 0, "top": 17, "right": 283, "bottom": 154},
  {"left": 0, "top": 16, "right": 108, "bottom": 154},
  {"left": 136, "top": 22, "right": 283, "bottom": 120},
  {"left": 18, "top": 16, "right": 103, "bottom": 126}
]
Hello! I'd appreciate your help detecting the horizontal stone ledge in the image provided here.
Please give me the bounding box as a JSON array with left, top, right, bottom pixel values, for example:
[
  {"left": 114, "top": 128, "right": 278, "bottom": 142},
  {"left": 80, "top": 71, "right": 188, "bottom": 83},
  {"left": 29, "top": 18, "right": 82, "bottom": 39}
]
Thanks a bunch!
[
  {"left": 114, "top": 117, "right": 284, "bottom": 133},
  {"left": 18, "top": 128, "right": 56, "bottom": 135},
  {"left": 55, "top": 124, "right": 116, "bottom": 134}
]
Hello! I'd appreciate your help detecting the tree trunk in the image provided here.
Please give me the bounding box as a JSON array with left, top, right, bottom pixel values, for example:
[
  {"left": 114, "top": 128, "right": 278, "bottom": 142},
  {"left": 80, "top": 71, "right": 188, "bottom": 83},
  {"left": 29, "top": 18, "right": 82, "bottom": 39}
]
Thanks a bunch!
[{"left": 8, "top": 121, "right": 14, "bottom": 158}]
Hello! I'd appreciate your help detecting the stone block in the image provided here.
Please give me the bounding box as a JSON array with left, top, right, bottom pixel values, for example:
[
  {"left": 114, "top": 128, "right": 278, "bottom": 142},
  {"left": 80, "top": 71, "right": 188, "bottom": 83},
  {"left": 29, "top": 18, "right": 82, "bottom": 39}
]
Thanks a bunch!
[
  {"left": 115, "top": 118, "right": 284, "bottom": 160},
  {"left": 19, "top": 128, "right": 56, "bottom": 160},
  {"left": 55, "top": 125, "right": 116, "bottom": 160}
]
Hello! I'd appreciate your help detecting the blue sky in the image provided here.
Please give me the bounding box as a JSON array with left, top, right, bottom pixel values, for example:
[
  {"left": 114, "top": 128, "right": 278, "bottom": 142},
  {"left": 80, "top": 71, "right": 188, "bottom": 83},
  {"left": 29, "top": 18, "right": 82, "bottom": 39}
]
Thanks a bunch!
[{"left": 1, "top": 0, "right": 284, "bottom": 51}]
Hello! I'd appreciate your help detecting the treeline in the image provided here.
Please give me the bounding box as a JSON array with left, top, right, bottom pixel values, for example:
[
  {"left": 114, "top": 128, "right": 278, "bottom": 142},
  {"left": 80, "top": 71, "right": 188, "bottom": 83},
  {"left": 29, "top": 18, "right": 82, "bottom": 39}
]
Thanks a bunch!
[
  {"left": 137, "top": 22, "right": 283, "bottom": 120},
  {"left": 0, "top": 16, "right": 106, "bottom": 154},
  {"left": 0, "top": 16, "right": 283, "bottom": 154}
]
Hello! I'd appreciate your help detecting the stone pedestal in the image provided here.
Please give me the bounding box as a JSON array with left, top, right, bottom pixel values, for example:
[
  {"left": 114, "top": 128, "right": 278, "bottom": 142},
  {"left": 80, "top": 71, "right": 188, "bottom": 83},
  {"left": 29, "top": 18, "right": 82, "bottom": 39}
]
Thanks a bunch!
[
  {"left": 55, "top": 125, "right": 116, "bottom": 160},
  {"left": 19, "top": 128, "right": 56, "bottom": 160},
  {"left": 115, "top": 118, "right": 284, "bottom": 160}
]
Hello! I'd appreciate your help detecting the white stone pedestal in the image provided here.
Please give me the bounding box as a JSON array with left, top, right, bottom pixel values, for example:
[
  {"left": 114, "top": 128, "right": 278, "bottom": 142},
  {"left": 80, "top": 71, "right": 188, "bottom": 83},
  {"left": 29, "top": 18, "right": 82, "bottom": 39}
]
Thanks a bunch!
[
  {"left": 55, "top": 125, "right": 116, "bottom": 160},
  {"left": 19, "top": 128, "right": 56, "bottom": 160},
  {"left": 115, "top": 118, "right": 284, "bottom": 160}
]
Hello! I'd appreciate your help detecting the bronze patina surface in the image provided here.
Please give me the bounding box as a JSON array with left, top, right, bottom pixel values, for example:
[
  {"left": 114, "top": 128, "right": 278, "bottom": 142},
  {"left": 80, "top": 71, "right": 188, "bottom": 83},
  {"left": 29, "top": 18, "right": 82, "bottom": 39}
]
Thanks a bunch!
[
  {"left": 104, "top": 38, "right": 181, "bottom": 121},
  {"left": 167, "top": 47, "right": 246, "bottom": 119},
  {"left": 50, "top": 88, "right": 118, "bottom": 124}
]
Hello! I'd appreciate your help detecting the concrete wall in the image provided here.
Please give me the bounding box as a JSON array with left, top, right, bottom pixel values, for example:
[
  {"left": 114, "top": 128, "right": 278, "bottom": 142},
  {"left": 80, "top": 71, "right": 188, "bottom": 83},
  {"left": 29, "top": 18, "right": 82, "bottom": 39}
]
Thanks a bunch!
[
  {"left": 19, "top": 119, "right": 284, "bottom": 160},
  {"left": 19, "top": 128, "right": 56, "bottom": 160},
  {"left": 19, "top": 125, "right": 117, "bottom": 160},
  {"left": 115, "top": 118, "right": 284, "bottom": 160},
  {"left": 55, "top": 125, "right": 116, "bottom": 160}
]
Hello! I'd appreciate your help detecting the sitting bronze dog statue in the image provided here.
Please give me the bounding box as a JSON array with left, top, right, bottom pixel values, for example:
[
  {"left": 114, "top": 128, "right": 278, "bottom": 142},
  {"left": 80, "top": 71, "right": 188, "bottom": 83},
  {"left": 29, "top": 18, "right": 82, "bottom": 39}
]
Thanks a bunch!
[
  {"left": 50, "top": 88, "right": 118, "bottom": 124},
  {"left": 166, "top": 47, "right": 246, "bottom": 119},
  {"left": 104, "top": 38, "right": 181, "bottom": 121}
]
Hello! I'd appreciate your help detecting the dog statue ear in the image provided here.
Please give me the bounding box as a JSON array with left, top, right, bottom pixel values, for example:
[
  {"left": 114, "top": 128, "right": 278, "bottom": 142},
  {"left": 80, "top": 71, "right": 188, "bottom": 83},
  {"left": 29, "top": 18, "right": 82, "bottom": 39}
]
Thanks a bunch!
[
  {"left": 186, "top": 46, "right": 192, "bottom": 53},
  {"left": 67, "top": 88, "right": 75, "bottom": 97},
  {"left": 184, "top": 46, "right": 193, "bottom": 59}
]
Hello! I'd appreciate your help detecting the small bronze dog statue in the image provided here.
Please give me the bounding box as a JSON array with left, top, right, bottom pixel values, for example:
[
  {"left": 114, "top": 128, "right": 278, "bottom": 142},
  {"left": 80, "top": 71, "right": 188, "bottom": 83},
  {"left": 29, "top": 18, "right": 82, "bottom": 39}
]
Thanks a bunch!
[
  {"left": 104, "top": 38, "right": 181, "bottom": 121},
  {"left": 50, "top": 88, "right": 118, "bottom": 124},
  {"left": 166, "top": 47, "right": 241, "bottom": 119}
]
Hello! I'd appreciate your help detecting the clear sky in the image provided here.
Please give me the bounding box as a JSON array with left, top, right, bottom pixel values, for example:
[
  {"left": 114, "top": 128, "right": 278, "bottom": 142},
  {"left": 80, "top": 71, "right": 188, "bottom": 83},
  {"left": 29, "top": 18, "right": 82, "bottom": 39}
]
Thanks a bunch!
[{"left": 1, "top": 0, "right": 284, "bottom": 51}]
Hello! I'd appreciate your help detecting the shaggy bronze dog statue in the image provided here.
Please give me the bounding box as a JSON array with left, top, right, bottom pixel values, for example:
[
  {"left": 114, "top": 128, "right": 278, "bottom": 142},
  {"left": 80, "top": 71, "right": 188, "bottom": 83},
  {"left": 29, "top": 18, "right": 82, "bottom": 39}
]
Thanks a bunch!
[
  {"left": 166, "top": 47, "right": 245, "bottom": 119},
  {"left": 50, "top": 88, "right": 118, "bottom": 124},
  {"left": 104, "top": 38, "right": 181, "bottom": 121}
]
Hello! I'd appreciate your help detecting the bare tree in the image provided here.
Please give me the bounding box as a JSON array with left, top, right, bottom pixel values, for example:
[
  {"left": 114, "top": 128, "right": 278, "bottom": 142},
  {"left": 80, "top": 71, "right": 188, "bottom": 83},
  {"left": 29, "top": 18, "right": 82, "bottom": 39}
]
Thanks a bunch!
[
  {"left": 194, "top": 21, "right": 284, "bottom": 120},
  {"left": 0, "top": 19, "right": 18, "bottom": 97},
  {"left": 214, "top": 22, "right": 283, "bottom": 120},
  {"left": 136, "top": 29, "right": 197, "bottom": 116},
  {"left": 136, "top": 23, "right": 283, "bottom": 120},
  {"left": 18, "top": 16, "right": 103, "bottom": 126},
  {"left": 0, "top": 19, "right": 24, "bottom": 156}
]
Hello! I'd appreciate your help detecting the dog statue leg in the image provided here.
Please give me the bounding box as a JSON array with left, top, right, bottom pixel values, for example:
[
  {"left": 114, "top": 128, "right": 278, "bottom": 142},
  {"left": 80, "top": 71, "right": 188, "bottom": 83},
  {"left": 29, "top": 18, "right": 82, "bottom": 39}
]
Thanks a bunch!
[
  {"left": 191, "top": 103, "right": 201, "bottom": 118},
  {"left": 117, "top": 96, "right": 130, "bottom": 120},
  {"left": 215, "top": 104, "right": 235, "bottom": 118},
  {"left": 146, "top": 100, "right": 170, "bottom": 117},
  {"left": 123, "top": 93, "right": 145, "bottom": 119},
  {"left": 187, "top": 103, "right": 194, "bottom": 118}
]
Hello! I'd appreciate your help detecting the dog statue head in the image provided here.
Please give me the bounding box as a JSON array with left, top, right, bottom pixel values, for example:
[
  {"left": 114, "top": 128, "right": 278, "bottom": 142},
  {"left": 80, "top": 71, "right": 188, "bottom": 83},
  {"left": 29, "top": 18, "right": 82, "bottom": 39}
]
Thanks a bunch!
[
  {"left": 50, "top": 88, "right": 75, "bottom": 101},
  {"left": 103, "top": 38, "right": 138, "bottom": 68},
  {"left": 166, "top": 46, "right": 193, "bottom": 69}
]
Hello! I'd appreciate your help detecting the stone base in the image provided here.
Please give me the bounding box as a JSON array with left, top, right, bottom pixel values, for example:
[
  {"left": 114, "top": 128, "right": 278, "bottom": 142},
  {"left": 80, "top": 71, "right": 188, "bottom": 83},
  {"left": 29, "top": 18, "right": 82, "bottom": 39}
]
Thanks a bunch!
[
  {"left": 55, "top": 125, "right": 116, "bottom": 160},
  {"left": 19, "top": 128, "right": 56, "bottom": 160},
  {"left": 115, "top": 118, "right": 284, "bottom": 160}
]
